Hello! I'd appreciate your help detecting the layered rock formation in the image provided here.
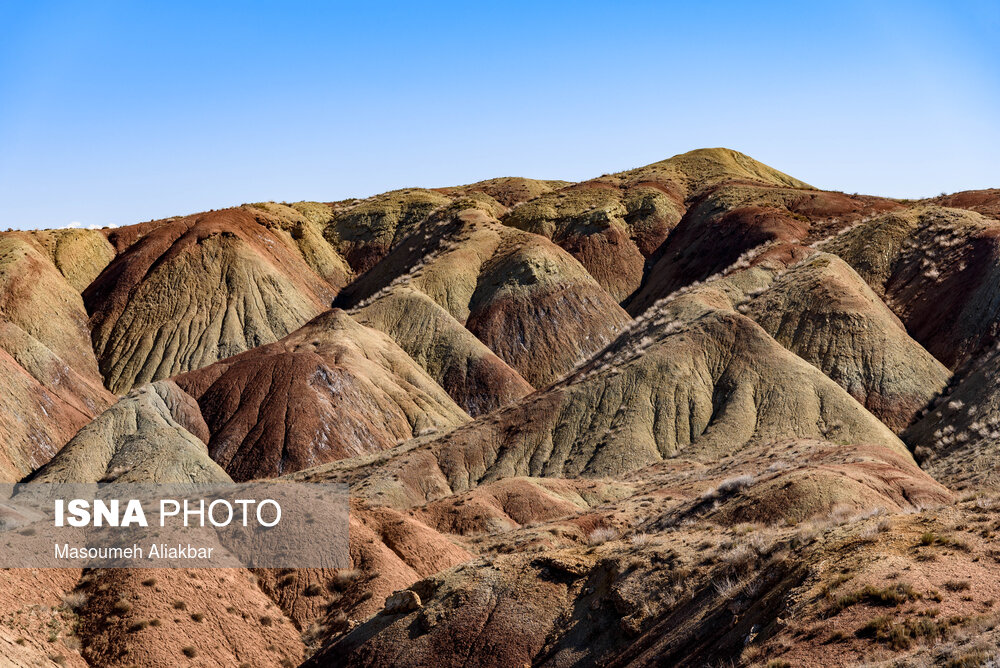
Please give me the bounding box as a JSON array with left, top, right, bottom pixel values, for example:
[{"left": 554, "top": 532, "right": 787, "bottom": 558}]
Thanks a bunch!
[{"left": 5, "top": 150, "right": 1000, "bottom": 667}]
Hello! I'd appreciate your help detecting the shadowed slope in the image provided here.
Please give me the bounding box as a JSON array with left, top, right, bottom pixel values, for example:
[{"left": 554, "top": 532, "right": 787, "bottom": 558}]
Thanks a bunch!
[
  {"left": 85, "top": 207, "right": 337, "bottom": 393},
  {"left": 351, "top": 284, "right": 534, "bottom": 416},
  {"left": 500, "top": 148, "right": 813, "bottom": 301},
  {"left": 821, "top": 205, "right": 1000, "bottom": 369},
  {"left": 904, "top": 341, "right": 1000, "bottom": 490},
  {"left": 338, "top": 207, "right": 631, "bottom": 388},
  {"left": 324, "top": 188, "right": 454, "bottom": 274},
  {"left": 172, "top": 309, "right": 469, "bottom": 481},
  {"left": 626, "top": 182, "right": 901, "bottom": 316},
  {"left": 464, "top": 228, "right": 631, "bottom": 387}
]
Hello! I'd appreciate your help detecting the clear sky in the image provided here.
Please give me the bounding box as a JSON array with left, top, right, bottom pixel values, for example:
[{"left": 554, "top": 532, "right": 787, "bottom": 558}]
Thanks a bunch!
[{"left": 1, "top": 1, "right": 997, "bottom": 230}]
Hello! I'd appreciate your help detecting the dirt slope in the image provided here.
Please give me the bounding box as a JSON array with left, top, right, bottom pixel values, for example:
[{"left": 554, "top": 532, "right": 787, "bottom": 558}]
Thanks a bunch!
[
  {"left": 821, "top": 205, "right": 1000, "bottom": 369},
  {"left": 172, "top": 309, "right": 469, "bottom": 481},
  {"left": 27, "top": 381, "right": 229, "bottom": 484},
  {"left": 27, "top": 227, "right": 117, "bottom": 291},
  {"left": 0, "top": 233, "right": 105, "bottom": 382},
  {"left": 338, "top": 206, "right": 631, "bottom": 388},
  {"left": 306, "top": 437, "right": 957, "bottom": 668},
  {"left": 351, "top": 284, "right": 534, "bottom": 416},
  {"left": 745, "top": 252, "right": 950, "bottom": 432},
  {"left": 84, "top": 207, "right": 336, "bottom": 394},
  {"left": 904, "top": 340, "right": 1000, "bottom": 491}
]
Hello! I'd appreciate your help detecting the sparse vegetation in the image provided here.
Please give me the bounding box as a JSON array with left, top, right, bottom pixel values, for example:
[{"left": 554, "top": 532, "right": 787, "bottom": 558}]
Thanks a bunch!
[
  {"left": 825, "top": 583, "right": 921, "bottom": 617},
  {"left": 587, "top": 527, "right": 618, "bottom": 545},
  {"left": 60, "top": 591, "right": 87, "bottom": 610}
]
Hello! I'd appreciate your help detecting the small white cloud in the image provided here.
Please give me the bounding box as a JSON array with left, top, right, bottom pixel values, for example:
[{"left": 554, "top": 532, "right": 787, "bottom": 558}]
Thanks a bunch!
[
  {"left": 63, "top": 221, "right": 82, "bottom": 229},
  {"left": 87, "top": 224, "right": 102, "bottom": 229}
]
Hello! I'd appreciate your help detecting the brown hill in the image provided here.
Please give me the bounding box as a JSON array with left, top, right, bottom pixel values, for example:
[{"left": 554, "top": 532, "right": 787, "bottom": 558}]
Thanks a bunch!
[
  {"left": 0, "top": 234, "right": 114, "bottom": 478},
  {"left": 500, "top": 148, "right": 813, "bottom": 302},
  {"left": 172, "top": 309, "right": 469, "bottom": 481},
  {"left": 928, "top": 188, "right": 1000, "bottom": 220},
  {"left": 338, "top": 206, "right": 631, "bottom": 388},
  {"left": 84, "top": 207, "right": 339, "bottom": 394},
  {"left": 324, "top": 188, "right": 454, "bottom": 274},
  {"left": 435, "top": 176, "right": 572, "bottom": 208},
  {"left": 821, "top": 205, "right": 1000, "bottom": 368},
  {"left": 7, "top": 149, "right": 1000, "bottom": 667},
  {"left": 293, "top": 296, "right": 907, "bottom": 514},
  {"left": 626, "top": 182, "right": 901, "bottom": 316}
]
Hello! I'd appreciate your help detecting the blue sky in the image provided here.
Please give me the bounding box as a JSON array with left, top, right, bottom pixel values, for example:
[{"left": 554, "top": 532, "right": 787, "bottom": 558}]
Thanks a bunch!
[{"left": 0, "top": 1, "right": 997, "bottom": 230}]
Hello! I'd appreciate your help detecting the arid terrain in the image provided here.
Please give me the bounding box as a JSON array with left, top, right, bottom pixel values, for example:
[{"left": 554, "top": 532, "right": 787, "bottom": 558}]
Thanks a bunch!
[{"left": 3, "top": 148, "right": 1000, "bottom": 667}]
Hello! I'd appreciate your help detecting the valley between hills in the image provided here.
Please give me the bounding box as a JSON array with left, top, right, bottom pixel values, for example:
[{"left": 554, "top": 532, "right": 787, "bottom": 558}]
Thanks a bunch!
[{"left": 3, "top": 148, "right": 1000, "bottom": 666}]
